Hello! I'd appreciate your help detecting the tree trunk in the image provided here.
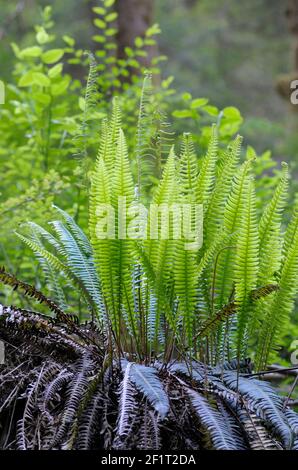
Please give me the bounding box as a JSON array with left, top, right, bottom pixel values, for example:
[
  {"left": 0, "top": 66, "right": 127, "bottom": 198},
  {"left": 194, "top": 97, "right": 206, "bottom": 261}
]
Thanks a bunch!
[
  {"left": 116, "top": 0, "right": 155, "bottom": 68},
  {"left": 286, "top": 0, "right": 298, "bottom": 69},
  {"left": 184, "top": 0, "right": 198, "bottom": 8},
  {"left": 276, "top": 1, "right": 298, "bottom": 110}
]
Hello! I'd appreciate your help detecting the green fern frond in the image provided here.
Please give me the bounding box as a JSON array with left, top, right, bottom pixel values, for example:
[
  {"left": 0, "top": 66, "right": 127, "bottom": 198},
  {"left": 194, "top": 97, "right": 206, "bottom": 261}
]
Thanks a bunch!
[
  {"left": 151, "top": 109, "right": 175, "bottom": 181},
  {"left": 173, "top": 134, "right": 200, "bottom": 346},
  {"left": 75, "top": 52, "right": 98, "bottom": 160},
  {"left": 29, "top": 224, "right": 67, "bottom": 309},
  {"left": 90, "top": 128, "right": 138, "bottom": 341},
  {"left": 204, "top": 135, "right": 242, "bottom": 247},
  {"left": 135, "top": 71, "right": 154, "bottom": 196},
  {"left": 95, "top": 97, "right": 122, "bottom": 179},
  {"left": 234, "top": 178, "right": 259, "bottom": 357},
  {"left": 247, "top": 165, "right": 289, "bottom": 345},
  {"left": 22, "top": 217, "right": 103, "bottom": 319},
  {"left": 174, "top": 241, "right": 198, "bottom": 346},
  {"left": 15, "top": 232, "right": 97, "bottom": 319},
  {"left": 49, "top": 220, "right": 103, "bottom": 317},
  {"left": 179, "top": 133, "right": 198, "bottom": 199},
  {"left": 258, "top": 162, "right": 288, "bottom": 284},
  {"left": 89, "top": 155, "right": 118, "bottom": 332},
  {"left": 256, "top": 202, "right": 298, "bottom": 370},
  {"left": 146, "top": 148, "right": 178, "bottom": 343},
  {"left": 52, "top": 205, "right": 93, "bottom": 257},
  {"left": 196, "top": 123, "right": 218, "bottom": 209},
  {"left": 112, "top": 129, "right": 138, "bottom": 340},
  {"left": 213, "top": 160, "right": 252, "bottom": 312},
  {"left": 106, "top": 96, "right": 122, "bottom": 176}
]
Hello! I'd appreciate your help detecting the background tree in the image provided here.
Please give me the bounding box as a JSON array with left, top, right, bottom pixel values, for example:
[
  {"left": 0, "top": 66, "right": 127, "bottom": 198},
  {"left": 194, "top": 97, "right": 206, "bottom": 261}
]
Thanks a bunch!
[{"left": 116, "top": 0, "right": 156, "bottom": 68}]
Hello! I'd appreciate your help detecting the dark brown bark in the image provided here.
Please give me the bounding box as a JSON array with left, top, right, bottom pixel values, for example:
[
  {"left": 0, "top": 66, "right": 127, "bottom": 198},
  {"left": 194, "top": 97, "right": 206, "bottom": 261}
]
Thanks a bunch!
[
  {"left": 286, "top": 0, "right": 298, "bottom": 36},
  {"left": 276, "top": 1, "right": 298, "bottom": 109},
  {"left": 0, "top": 0, "right": 26, "bottom": 41},
  {"left": 115, "top": 0, "right": 156, "bottom": 68},
  {"left": 183, "top": 0, "right": 198, "bottom": 8},
  {"left": 285, "top": 0, "right": 298, "bottom": 71}
]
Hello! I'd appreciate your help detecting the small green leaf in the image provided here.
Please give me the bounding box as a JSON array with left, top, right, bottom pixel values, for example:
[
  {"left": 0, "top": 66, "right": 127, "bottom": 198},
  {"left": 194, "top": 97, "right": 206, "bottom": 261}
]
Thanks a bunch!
[
  {"left": 145, "top": 23, "right": 161, "bottom": 37},
  {"left": 135, "top": 50, "right": 147, "bottom": 57},
  {"left": 11, "top": 43, "right": 21, "bottom": 58},
  {"left": 92, "top": 35, "right": 106, "bottom": 43},
  {"left": 104, "top": 0, "right": 115, "bottom": 7},
  {"left": 135, "top": 37, "right": 143, "bottom": 48},
  {"left": 144, "top": 38, "right": 155, "bottom": 46},
  {"left": 120, "top": 69, "right": 129, "bottom": 77},
  {"left": 94, "top": 18, "right": 106, "bottom": 28},
  {"left": 172, "top": 109, "right": 193, "bottom": 118},
  {"left": 246, "top": 145, "right": 257, "bottom": 159},
  {"left": 128, "top": 59, "right": 140, "bottom": 69},
  {"left": 124, "top": 47, "right": 134, "bottom": 57},
  {"left": 79, "top": 97, "right": 86, "bottom": 111},
  {"left": 105, "top": 12, "right": 118, "bottom": 22},
  {"left": 36, "top": 28, "right": 50, "bottom": 45},
  {"left": 43, "top": 6, "right": 52, "bottom": 20},
  {"left": 20, "top": 46, "right": 42, "bottom": 58},
  {"left": 191, "top": 98, "right": 209, "bottom": 109},
  {"left": 97, "top": 50, "right": 107, "bottom": 58},
  {"left": 68, "top": 58, "right": 80, "bottom": 65},
  {"left": 151, "top": 67, "right": 161, "bottom": 74},
  {"left": 42, "top": 49, "right": 64, "bottom": 64},
  {"left": 34, "top": 92, "right": 51, "bottom": 105},
  {"left": 152, "top": 55, "right": 167, "bottom": 64},
  {"left": 51, "top": 76, "right": 70, "bottom": 96},
  {"left": 48, "top": 63, "right": 63, "bottom": 78},
  {"left": 112, "top": 78, "right": 121, "bottom": 88},
  {"left": 32, "top": 72, "right": 51, "bottom": 87},
  {"left": 105, "top": 28, "right": 117, "bottom": 36},
  {"left": 105, "top": 43, "right": 117, "bottom": 50},
  {"left": 18, "top": 72, "right": 35, "bottom": 87},
  {"left": 182, "top": 92, "right": 192, "bottom": 101},
  {"left": 203, "top": 105, "right": 219, "bottom": 116},
  {"left": 62, "top": 35, "right": 75, "bottom": 47},
  {"left": 92, "top": 6, "right": 106, "bottom": 15},
  {"left": 223, "top": 106, "right": 242, "bottom": 119}
]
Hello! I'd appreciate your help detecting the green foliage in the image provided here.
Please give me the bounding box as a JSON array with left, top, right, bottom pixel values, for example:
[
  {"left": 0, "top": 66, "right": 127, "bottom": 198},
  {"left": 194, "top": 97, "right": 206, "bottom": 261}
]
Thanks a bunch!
[
  {"left": 15, "top": 207, "right": 103, "bottom": 322},
  {"left": 256, "top": 201, "right": 298, "bottom": 370},
  {"left": 0, "top": 1, "right": 297, "bottom": 452},
  {"left": 13, "top": 77, "right": 297, "bottom": 372},
  {"left": 0, "top": 3, "right": 297, "bottom": 370},
  {"left": 91, "top": 1, "right": 161, "bottom": 96},
  {"left": 0, "top": 3, "right": 168, "bottom": 290}
]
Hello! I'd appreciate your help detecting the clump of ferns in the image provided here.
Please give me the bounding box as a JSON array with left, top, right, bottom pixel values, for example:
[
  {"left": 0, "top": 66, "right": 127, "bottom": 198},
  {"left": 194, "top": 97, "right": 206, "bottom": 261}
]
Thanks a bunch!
[{"left": 0, "top": 77, "right": 298, "bottom": 450}]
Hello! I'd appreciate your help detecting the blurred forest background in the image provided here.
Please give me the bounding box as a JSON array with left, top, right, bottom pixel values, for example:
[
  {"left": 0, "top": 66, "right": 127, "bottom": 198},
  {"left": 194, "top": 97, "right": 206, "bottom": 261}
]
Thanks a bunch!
[{"left": 0, "top": 0, "right": 297, "bottom": 168}]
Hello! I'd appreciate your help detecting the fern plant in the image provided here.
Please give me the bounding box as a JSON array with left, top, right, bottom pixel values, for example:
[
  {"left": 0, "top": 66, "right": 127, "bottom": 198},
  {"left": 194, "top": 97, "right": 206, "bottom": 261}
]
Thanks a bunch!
[
  {"left": 2, "top": 1, "right": 281, "bottom": 316},
  {"left": 0, "top": 77, "right": 297, "bottom": 450},
  {"left": 13, "top": 76, "right": 298, "bottom": 369}
]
